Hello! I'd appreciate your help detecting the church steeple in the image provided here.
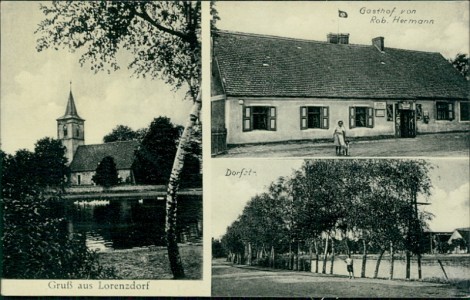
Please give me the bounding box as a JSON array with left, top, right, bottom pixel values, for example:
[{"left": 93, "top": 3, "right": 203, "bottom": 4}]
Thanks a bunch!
[
  {"left": 57, "top": 82, "right": 85, "bottom": 165},
  {"left": 60, "top": 81, "right": 83, "bottom": 121}
]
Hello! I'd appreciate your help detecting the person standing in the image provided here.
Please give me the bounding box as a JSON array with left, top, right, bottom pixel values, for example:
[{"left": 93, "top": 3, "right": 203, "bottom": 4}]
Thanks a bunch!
[
  {"left": 333, "top": 120, "right": 346, "bottom": 156},
  {"left": 345, "top": 255, "right": 354, "bottom": 279}
]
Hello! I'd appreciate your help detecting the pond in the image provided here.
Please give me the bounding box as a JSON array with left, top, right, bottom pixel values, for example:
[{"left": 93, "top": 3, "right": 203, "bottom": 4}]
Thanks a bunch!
[{"left": 64, "top": 196, "right": 202, "bottom": 252}]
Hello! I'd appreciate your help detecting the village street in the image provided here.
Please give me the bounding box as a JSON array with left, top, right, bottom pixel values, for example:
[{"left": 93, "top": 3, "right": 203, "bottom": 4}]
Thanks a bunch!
[
  {"left": 211, "top": 259, "right": 467, "bottom": 298},
  {"left": 218, "top": 132, "right": 469, "bottom": 158}
]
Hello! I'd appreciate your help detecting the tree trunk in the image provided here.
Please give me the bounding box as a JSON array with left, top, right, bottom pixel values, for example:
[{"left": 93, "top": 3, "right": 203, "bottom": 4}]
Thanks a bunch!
[
  {"left": 296, "top": 242, "right": 300, "bottom": 271},
  {"left": 361, "top": 239, "right": 367, "bottom": 278},
  {"left": 248, "top": 242, "right": 252, "bottom": 265},
  {"left": 289, "top": 242, "right": 293, "bottom": 270},
  {"left": 344, "top": 237, "right": 350, "bottom": 256},
  {"left": 271, "top": 245, "right": 275, "bottom": 269},
  {"left": 389, "top": 242, "right": 394, "bottom": 280},
  {"left": 405, "top": 250, "right": 411, "bottom": 280},
  {"left": 314, "top": 239, "right": 319, "bottom": 273},
  {"left": 329, "top": 238, "right": 335, "bottom": 275},
  {"left": 309, "top": 241, "right": 313, "bottom": 272},
  {"left": 417, "top": 253, "right": 422, "bottom": 279},
  {"left": 322, "top": 235, "right": 329, "bottom": 274},
  {"left": 165, "top": 94, "right": 201, "bottom": 279},
  {"left": 374, "top": 248, "right": 386, "bottom": 279}
]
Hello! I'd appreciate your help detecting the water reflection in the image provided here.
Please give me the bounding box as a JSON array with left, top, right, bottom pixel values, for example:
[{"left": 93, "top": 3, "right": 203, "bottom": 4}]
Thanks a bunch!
[{"left": 66, "top": 196, "right": 202, "bottom": 252}]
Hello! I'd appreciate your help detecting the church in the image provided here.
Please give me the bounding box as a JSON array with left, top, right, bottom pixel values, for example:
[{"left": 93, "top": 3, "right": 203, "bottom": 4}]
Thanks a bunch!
[{"left": 57, "top": 88, "right": 138, "bottom": 186}]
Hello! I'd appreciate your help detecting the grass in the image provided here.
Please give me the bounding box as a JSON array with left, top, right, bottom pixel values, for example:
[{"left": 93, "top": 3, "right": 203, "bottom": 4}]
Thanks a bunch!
[{"left": 97, "top": 244, "right": 202, "bottom": 279}]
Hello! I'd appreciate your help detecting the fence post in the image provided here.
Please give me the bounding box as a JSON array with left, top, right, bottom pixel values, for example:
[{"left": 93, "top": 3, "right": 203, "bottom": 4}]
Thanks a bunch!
[{"left": 437, "top": 259, "right": 449, "bottom": 281}]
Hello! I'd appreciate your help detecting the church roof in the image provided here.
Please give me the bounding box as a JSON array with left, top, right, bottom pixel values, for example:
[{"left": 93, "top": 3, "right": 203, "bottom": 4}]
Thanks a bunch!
[
  {"left": 70, "top": 140, "right": 139, "bottom": 172},
  {"left": 213, "top": 30, "right": 469, "bottom": 100},
  {"left": 57, "top": 90, "right": 84, "bottom": 121}
]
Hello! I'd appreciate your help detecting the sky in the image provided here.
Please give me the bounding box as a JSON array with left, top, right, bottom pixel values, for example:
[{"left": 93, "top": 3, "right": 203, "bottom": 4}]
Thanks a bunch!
[
  {"left": 1, "top": 1, "right": 192, "bottom": 154},
  {"left": 211, "top": 159, "right": 469, "bottom": 239},
  {"left": 215, "top": 1, "right": 469, "bottom": 58}
]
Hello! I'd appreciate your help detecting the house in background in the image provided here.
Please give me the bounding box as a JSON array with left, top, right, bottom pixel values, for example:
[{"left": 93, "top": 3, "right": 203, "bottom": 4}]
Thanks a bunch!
[
  {"left": 57, "top": 88, "right": 138, "bottom": 186},
  {"left": 211, "top": 30, "right": 470, "bottom": 150},
  {"left": 448, "top": 227, "right": 470, "bottom": 254}
]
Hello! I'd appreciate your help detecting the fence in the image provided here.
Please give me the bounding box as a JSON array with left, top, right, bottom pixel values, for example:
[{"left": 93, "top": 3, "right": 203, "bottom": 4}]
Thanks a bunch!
[{"left": 212, "top": 128, "right": 227, "bottom": 156}]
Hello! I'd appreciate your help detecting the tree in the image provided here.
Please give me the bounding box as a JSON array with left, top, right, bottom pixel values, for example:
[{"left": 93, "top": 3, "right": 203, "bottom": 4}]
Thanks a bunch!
[
  {"left": 36, "top": 1, "right": 201, "bottom": 278},
  {"left": 133, "top": 117, "right": 181, "bottom": 185},
  {"left": 1, "top": 149, "right": 36, "bottom": 200},
  {"left": 92, "top": 156, "right": 120, "bottom": 187},
  {"left": 33, "top": 137, "right": 68, "bottom": 188},
  {"left": 103, "top": 125, "right": 140, "bottom": 143},
  {"left": 449, "top": 53, "right": 469, "bottom": 80},
  {"left": 2, "top": 149, "right": 116, "bottom": 279}
]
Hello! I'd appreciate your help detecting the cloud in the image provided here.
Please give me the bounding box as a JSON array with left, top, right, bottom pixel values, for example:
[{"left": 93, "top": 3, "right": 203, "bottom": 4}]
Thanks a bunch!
[{"left": 426, "top": 182, "right": 470, "bottom": 232}]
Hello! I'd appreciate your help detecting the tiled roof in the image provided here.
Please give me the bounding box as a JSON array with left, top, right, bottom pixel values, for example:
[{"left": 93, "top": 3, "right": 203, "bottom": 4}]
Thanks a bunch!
[
  {"left": 70, "top": 140, "right": 139, "bottom": 172},
  {"left": 57, "top": 90, "right": 84, "bottom": 121},
  {"left": 213, "top": 30, "right": 469, "bottom": 100}
]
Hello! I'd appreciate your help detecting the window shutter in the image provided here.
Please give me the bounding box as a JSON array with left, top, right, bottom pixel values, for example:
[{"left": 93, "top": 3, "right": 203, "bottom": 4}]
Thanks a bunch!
[
  {"left": 448, "top": 103, "right": 454, "bottom": 120},
  {"left": 386, "top": 104, "right": 393, "bottom": 121},
  {"left": 269, "top": 107, "right": 277, "bottom": 131},
  {"left": 243, "top": 106, "right": 252, "bottom": 131},
  {"left": 367, "top": 107, "right": 374, "bottom": 128},
  {"left": 322, "top": 107, "right": 329, "bottom": 129},
  {"left": 349, "top": 107, "right": 356, "bottom": 129},
  {"left": 300, "top": 107, "right": 307, "bottom": 130}
]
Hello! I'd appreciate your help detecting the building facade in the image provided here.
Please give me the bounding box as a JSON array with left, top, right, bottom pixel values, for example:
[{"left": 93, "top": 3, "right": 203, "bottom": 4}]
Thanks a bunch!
[
  {"left": 57, "top": 88, "right": 138, "bottom": 186},
  {"left": 211, "top": 31, "right": 470, "bottom": 147}
]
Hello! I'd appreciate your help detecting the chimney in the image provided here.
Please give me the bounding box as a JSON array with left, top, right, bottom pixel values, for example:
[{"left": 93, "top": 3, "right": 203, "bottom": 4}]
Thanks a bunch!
[
  {"left": 327, "top": 33, "right": 349, "bottom": 44},
  {"left": 372, "top": 37, "right": 385, "bottom": 51},
  {"left": 338, "top": 33, "right": 349, "bottom": 45},
  {"left": 327, "top": 33, "right": 338, "bottom": 44}
]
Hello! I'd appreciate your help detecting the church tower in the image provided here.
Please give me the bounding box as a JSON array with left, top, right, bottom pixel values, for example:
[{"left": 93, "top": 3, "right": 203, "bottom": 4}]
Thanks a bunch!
[{"left": 57, "top": 84, "right": 85, "bottom": 165}]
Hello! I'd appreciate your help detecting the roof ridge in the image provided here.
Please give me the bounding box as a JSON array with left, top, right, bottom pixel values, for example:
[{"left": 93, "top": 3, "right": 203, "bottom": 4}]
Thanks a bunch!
[
  {"left": 215, "top": 29, "right": 442, "bottom": 54},
  {"left": 216, "top": 29, "right": 344, "bottom": 46},
  {"left": 77, "top": 140, "right": 139, "bottom": 148}
]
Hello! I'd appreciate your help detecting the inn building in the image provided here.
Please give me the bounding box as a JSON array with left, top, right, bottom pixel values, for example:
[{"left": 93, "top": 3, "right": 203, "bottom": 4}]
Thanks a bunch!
[{"left": 211, "top": 30, "right": 470, "bottom": 154}]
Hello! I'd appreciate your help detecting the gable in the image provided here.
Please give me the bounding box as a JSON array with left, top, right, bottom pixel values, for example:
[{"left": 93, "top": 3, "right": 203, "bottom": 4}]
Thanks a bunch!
[
  {"left": 70, "top": 140, "right": 139, "bottom": 172},
  {"left": 213, "top": 31, "right": 469, "bottom": 100},
  {"left": 455, "top": 228, "right": 470, "bottom": 244}
]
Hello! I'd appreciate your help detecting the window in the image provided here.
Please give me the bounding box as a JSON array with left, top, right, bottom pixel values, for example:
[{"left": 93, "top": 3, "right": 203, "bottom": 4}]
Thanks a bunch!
[
  {"left": 63, "top": 125, "right": 68, "bottom": 137},
  {"left": 76, "top": 125, "right": 80, "bottom": 137},
  {"left": 349, "top": 106, "right": 374, "bottom": 128},
  {"left": 243, "top": 106, "right": 276, "bottom": 131},
  {"left": 436, "top": 102, "right": 454, "bottom": 120},
  {"left": 460, "top": 102, "right": 470, "bottom": 121},
  {"left": 300, "top": 106, "right": 329, "bottom": 129},
  {"left": 77, "top": 174, "right": 81, "bottom": 185}
]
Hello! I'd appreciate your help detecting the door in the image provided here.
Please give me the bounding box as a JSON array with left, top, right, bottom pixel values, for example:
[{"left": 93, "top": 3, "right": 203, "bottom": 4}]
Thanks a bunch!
[{"left": 400, "top": 110, "right": 416, "bottom": 138}]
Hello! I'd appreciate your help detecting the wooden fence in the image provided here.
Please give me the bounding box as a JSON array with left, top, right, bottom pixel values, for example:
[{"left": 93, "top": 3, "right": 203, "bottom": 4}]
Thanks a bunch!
[{"left": 212, "top": 128, "right": 227, "bottom": 156}]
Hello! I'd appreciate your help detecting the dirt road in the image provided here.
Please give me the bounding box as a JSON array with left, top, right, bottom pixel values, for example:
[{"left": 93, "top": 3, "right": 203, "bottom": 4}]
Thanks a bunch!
[{"left": 212, "top": 260, "right": 467, "bottom": 297}]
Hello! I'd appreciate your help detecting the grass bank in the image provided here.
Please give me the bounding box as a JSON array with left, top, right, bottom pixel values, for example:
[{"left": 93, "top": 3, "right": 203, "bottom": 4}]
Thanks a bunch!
[{"left": 98, "top": 244, "right": 202, "bottom": 279}]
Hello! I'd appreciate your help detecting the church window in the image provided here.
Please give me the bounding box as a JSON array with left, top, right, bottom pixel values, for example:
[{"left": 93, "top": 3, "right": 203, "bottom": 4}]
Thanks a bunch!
[
  {"left": 76, "top": 125, "right": 80, "bottom": 137},
  {"left": 63, "top": 125, "right": 68, "bottom": 137}
]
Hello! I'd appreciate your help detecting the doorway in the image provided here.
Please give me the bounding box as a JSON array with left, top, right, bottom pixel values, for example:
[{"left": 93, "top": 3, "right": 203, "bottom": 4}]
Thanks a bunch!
[
  {"left": 399, "top": 110, "right": 416, "bottom": 138},
  {"left": 394, "top": 103, "right": 417, "bottom": 138}
]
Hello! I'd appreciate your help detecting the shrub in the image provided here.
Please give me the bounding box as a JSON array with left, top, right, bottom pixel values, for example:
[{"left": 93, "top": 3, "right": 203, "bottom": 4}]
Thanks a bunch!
[
  {"left": 2, "top": 193, "right": 118, "bottom": 279},
  {"left": 92, "top": 156, "right": 120, "bottom": 188}
]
